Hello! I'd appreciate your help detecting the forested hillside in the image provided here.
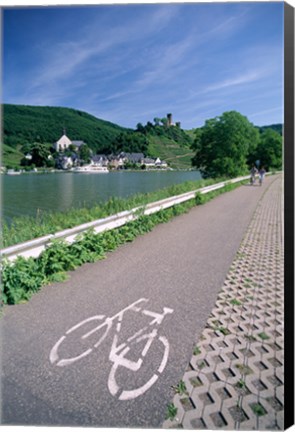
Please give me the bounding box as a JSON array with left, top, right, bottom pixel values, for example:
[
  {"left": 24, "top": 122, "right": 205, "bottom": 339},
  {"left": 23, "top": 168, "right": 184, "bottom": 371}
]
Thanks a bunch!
[
  {"left": 258, "top": 124, "right": 283, "bottom": 135},
  {"left": 2, "top": 104, "right": 195, "bottom": 169},
  {"left": 3, "top": 104, "right": 130, "bottom": 153},
  {"left": 2, "top": 104, "right": 282, "bottom": 171}
]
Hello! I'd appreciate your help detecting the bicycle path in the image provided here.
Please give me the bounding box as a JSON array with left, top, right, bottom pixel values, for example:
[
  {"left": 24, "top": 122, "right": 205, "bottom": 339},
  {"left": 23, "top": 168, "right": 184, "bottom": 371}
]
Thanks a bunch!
[
  {"left": 163, "top": 174, "right": 283, "bottom": 430},
  {"left": 0, "top": 175, "right": 281, "bottom": 428}
]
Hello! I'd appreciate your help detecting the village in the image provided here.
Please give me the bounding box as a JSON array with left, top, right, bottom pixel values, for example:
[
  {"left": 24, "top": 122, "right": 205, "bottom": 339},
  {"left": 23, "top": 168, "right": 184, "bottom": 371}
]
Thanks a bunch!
[
  {"left": 51, "top": 120, "right": 171, "bottom": 171},
  {"left": 3, "top": 112, "right": 187, "bottom": 174},
  {"left": 4, "top": 130, "right": 170, "bottom": 175},
  {"left": 54, "top": 132, "right": 169, "bottom": 171}
]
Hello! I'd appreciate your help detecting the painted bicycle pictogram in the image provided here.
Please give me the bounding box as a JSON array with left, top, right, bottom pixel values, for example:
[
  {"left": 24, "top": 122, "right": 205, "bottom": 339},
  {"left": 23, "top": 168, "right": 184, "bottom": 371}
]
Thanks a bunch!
[{"left": 49, "top": 298, "right": 174, "bottom": 400}]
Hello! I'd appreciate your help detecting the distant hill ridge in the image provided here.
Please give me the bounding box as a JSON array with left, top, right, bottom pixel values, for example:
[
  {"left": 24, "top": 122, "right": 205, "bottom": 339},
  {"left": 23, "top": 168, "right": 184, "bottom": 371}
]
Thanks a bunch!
[
  {"left": 3, "top": 104, "right": 131, "bottom": 154},
  {"left": 258, "top": 123, "right": 282, "bottom": 135}
]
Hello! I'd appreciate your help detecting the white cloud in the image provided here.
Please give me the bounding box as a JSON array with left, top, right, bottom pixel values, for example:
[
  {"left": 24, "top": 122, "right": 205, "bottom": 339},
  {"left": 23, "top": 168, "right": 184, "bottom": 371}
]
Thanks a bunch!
[
  {"left": 250, "top": 106, "right": 283, "bottom": 119},
  {"left": 202, "top": 69, "right": 264, "bottom": 93}
]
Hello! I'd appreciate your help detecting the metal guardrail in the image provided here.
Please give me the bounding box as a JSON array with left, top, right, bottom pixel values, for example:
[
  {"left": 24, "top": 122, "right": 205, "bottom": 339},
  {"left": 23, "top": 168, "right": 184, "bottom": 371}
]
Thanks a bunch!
[{"left": 0, "top": 174, "right": 256, "bottom": 262}]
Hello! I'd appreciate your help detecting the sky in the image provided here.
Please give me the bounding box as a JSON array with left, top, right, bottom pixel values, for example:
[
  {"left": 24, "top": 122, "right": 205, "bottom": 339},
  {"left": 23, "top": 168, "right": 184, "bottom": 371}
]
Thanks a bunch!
[{"left": 2, "top": 2, "right": 284, "bottom": 129}]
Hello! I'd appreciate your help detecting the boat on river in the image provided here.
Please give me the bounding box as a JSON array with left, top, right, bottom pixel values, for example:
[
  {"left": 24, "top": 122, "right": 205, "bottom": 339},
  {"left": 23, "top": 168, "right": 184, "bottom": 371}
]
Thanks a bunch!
[
  {"left": 6, "top": 169, "right": 21, "bottom": 175},
  {"left": 72, "top": 165, "right": 109, "bottom": 173}
]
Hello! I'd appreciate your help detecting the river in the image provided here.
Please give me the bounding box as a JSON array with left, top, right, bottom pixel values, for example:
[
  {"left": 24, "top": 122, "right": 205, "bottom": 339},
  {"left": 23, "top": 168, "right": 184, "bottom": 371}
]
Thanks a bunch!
[{"left": 2, "top": 170, "right": 202, "bottom": 223}]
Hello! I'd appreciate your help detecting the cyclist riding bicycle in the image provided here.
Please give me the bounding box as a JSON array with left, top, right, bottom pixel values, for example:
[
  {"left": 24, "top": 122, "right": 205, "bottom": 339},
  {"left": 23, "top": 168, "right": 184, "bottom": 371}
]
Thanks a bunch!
[
  {"left": 259, "top": 167, "right": 266, "bottom": 186},
  {"left": 250, "top": 165, "right": 258, "bottom": 185}
]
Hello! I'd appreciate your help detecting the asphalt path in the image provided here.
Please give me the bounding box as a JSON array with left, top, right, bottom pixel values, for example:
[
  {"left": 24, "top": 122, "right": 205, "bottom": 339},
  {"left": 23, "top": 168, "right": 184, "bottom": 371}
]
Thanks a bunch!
[{"left": 0, "top": 176, "right": 279, "bottom": 428}]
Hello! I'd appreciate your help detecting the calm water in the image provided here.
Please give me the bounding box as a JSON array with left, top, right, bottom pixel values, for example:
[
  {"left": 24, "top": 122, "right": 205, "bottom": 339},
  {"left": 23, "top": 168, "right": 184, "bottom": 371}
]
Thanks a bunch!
[{"left": 2, "top": 171, "right": 201, "bottom": 222}]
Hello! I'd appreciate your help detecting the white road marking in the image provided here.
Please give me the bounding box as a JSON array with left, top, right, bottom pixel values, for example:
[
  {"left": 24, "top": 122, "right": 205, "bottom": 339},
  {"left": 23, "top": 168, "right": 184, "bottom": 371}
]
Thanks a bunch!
[
  {"left": 142, "top": 307, "right": 174, "bottom": 325},
  {"left": 66, "top": 315, "right": 105, "bottom": 335},
  {"left": 50, "top": 336, "right": 66, "bottom": 364},
  {"left": 119, "top": 374, "right": 159, "bottom": 401},
  {"left": 107, "top": 333, "right": 170, "bottom": 400},
  {"left": 157, "top": 336, "right": 169, "bottom": 373},
  {"left": 50, "top": 297, "right": 174, "bottom": 400}
]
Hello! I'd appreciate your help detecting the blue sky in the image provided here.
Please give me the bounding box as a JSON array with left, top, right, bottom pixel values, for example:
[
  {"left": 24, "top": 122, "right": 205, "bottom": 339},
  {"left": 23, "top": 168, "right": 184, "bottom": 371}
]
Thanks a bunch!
[{"left": 3, "top": 2, "right": 284, "bottom": 129}]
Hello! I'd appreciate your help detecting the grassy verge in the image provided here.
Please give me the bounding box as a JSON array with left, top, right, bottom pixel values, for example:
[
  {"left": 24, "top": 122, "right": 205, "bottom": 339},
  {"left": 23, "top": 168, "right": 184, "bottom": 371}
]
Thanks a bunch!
[
  {"left": 1, "top": 179, "right": 246, "bottom": 305},
  {"left": 2, "top": 177, "right": 225, "bottom": 248}
]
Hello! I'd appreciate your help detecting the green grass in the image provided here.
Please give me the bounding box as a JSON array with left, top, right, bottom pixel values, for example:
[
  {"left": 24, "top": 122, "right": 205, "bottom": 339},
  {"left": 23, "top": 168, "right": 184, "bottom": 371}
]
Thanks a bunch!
[
  {"left": 172, "top": 380, "right": 188, "bottom": 395},
  {"left": 258, "top": 332, "right": 270, "bottom": 340},
  {"left": 166, "top": 403, "right": 178, "bottom": 421},
  {"left": 236, "top": 379, "right": 246, "bottom": 388},
  {"left": 2, "top": 177, "right": 226, "bottom": 248},
  {"left": 193, "top": 346, "right": 201, "bottom": 355},
  {"left": 230, "top": 298, "right": 242, "bottom": 306},
  {"left": 251, "top": 403, "right": 267, "bottom": 416},
  {"left": 2, "top": 144, "right": 24, "bottom": 168}
]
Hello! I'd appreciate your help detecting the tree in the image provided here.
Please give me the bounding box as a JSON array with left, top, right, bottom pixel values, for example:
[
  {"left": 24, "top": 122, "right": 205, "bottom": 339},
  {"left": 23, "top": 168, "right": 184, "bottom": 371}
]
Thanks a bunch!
[
  {"left": 79, "top": 144, "right": 91, "bottom": 163},
  {"left": 113, "top": 132, "right": 148, "bottom": 153},
  {"left": 145, "top": 121, "right": 154, "bottom": 132},
  {"left": 250, "top": 129, "right": 282, "bottom": 170},
  {"left": 30, "top": 142, "right": 51, "bottom": 167},
  {"left": 136, "top": 123, "right": 145, "bottom": 133},
  {"left": 191, "top": 111, "right": 259, "bottom": 178},
  {"left": 161, "top": 117, "right": 168, "bottom": 128},
  {"left": 68, "top": 144, "right": 76, "bottom": 152}
]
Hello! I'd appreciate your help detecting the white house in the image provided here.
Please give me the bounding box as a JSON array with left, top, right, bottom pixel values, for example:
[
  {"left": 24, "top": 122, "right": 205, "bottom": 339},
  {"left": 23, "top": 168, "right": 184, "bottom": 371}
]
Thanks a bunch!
[
  {"left": 155, "top": 157, "right": 168, "bottom": 168},
  {"left": 142, "top": 157, "right": 156, "bottom": 167},
  {"left": 92, "top": 155, "right": 109, "bottom": 167},
  {"left": 53, "top": 132, "right": 86, "bottom": 152}
]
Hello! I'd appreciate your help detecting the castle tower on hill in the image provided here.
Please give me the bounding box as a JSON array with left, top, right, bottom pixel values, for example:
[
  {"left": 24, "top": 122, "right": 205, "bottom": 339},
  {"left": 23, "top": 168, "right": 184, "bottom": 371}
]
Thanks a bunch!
[{"left": 166, "top": 113, "right": 180, "bottom": 128}]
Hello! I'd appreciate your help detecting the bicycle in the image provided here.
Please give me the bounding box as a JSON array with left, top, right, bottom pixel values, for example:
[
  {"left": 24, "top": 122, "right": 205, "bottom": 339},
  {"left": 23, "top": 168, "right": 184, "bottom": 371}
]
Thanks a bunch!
[{"left": 49, "top": 298, "right": 174, "bottom": 400}]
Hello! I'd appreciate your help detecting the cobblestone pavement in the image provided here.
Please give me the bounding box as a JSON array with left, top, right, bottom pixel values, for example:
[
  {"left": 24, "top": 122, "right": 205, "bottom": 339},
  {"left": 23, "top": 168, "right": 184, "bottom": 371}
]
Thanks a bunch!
[{"left": 163, "top": 176, "right": 284, "bottom": 430}]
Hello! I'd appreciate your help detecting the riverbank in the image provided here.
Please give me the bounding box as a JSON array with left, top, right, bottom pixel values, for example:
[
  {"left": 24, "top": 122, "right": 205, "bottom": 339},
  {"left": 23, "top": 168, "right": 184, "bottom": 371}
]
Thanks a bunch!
[
  {"left": 2, "top": 170, "right": 202, "bottom": 224},
  {"left": 2, "top": 175, "right": 212, "bottom": 247},
  {"left": 2, "top": 177, "right": 249, "bottom": 304},
  {"left": 2, "top": 167, "right": 197, "bottom": 175}
]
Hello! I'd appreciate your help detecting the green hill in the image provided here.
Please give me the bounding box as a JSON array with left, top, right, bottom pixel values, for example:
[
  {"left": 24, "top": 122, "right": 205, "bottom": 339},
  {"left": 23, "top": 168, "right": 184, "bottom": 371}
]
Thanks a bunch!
[
  {"left": 2, "top": 144, "right": 25, "bottom": 168},
  {"left": 2, "top": 104, "right": 195, "bottom": 169},
  {"left": 3, "top": 104, "right": 130, "bottom": 153},
  {"left": 147, "top": 135, "right": 194, "bottom": 170},
  {"left": 134, "top": 121, "right": 194, "bottom": 169},
  {"left": 258, "top": 124, "right": 283, "bottom": 135},
  {"left": 1, "top": 104, "right": 284, "bottom": 170}
]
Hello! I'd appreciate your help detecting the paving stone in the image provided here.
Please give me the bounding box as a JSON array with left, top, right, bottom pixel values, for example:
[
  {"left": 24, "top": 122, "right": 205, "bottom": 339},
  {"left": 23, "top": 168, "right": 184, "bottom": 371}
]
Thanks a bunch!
[{"left": 162, "top": 176, "right": 284, "bottom": 430}]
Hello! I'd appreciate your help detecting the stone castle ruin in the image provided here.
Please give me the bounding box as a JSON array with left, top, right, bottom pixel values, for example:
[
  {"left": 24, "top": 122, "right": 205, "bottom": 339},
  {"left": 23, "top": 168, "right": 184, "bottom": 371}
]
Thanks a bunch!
[{"left": 166, "top": 113, "right": 181, "bottom": 128}]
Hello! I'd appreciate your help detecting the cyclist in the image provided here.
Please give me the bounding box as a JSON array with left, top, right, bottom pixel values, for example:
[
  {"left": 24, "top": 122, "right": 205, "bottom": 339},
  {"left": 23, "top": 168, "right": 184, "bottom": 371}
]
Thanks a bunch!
[
  {"left": 259, "top": 167, "right": 266, "bottom": 186},
  {"left": 250, "top": 165, "right": 258, "bottom": 185}
]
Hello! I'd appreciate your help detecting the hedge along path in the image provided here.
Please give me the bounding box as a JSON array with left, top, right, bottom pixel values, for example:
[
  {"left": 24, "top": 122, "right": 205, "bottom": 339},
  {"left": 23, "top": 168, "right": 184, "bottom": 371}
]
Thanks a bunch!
[{"left": 1, "top": 179, "right": 251, "bottom": 305}]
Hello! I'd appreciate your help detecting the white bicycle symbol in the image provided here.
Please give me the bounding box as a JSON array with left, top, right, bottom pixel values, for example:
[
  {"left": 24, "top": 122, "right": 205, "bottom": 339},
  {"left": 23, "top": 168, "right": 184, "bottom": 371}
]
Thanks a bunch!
[{"left": 50, "top": 298, "right": 174, "bottom": 400}]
